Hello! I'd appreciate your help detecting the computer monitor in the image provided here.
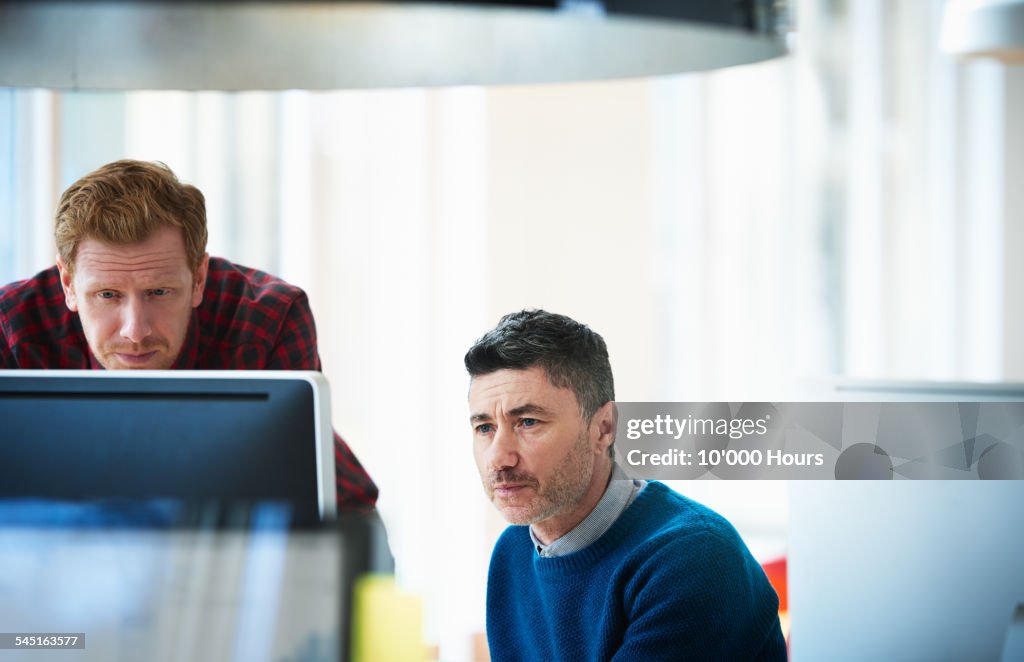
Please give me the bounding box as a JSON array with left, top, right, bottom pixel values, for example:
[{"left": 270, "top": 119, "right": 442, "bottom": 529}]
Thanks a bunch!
[
  {"left": 0, "top": 370, "right": 336, "bottom": 521},
  {"left": 788, "top": 380, "right": 1024, "bottom": 662},
  {"left": 0, "top": 500, "right": 384, "bottom": 662}
]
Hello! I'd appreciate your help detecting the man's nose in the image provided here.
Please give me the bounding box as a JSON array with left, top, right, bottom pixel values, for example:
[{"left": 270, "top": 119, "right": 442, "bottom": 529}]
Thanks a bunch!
[
  {"left": 488, "top": 423, "right": 519, "bottom": 472},
  {"left": 120, "top": 299, "right": 153, "bottom": 344}
]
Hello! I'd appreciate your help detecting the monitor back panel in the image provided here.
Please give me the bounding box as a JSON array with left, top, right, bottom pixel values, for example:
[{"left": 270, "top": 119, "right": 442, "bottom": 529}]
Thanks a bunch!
[{"left": 789, "top": 381, "right": 1024, "bottom": 661}]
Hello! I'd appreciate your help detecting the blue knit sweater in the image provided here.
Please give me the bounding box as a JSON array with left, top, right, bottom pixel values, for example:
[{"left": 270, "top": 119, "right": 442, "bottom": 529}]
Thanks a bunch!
[{"left": 486, "top": 481, "right": 786, "bottom": 661}]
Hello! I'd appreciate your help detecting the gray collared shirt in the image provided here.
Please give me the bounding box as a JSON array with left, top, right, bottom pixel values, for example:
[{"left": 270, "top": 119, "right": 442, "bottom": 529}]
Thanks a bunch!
[{"left": 530, "top": 475, "right": 647, "bottom": 558}]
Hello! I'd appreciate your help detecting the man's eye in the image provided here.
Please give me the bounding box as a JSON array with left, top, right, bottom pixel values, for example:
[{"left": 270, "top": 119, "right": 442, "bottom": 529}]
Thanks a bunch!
[
  {"left": 97, "top": 291, "right": 117, "bottom": 300},
  {"left": 520, "top": 418, "right": 538, "bottom": 427},
  {"left": 150, "top": 288, "right": 169, "bottom": 296},
  {"left": 476, "top": 423, "right": 494, "bottom": 435}
]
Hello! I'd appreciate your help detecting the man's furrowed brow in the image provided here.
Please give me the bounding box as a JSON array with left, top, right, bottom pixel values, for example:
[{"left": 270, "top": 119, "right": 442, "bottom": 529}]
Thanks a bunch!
[
  {"left": 470, "top": 403, "right": 553, "bottom": 423},
  {"left": 507, "top": 403, "right": 554, "bottom": 418}
]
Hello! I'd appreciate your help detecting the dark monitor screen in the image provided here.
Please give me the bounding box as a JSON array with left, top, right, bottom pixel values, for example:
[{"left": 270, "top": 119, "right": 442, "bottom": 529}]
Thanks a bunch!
[{"left": 0, "top": 370, "right": 336, "bottom": 521}]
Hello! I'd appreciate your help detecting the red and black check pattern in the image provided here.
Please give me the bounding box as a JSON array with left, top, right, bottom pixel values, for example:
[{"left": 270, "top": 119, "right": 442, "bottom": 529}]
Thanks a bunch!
[{"left": 0, "top": 257, "right": 379, "bottom": 511}]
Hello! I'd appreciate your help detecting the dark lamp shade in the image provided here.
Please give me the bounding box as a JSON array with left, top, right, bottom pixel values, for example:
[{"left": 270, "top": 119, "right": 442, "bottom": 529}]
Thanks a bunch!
[{"left": 0, "top": 1, "right": 788, "bottom": 91}]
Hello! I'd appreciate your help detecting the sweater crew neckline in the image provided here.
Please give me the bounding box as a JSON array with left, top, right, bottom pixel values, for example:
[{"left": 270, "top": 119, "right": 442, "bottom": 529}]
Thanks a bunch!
[{"left": 531, "top": 481, "right": 675, "bottom": 576}]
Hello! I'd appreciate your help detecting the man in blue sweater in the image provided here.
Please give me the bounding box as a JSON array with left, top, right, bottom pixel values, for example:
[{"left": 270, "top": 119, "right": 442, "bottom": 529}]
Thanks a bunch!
[{"left": 465, "top": 310, "right": 787, "bottom": 661}]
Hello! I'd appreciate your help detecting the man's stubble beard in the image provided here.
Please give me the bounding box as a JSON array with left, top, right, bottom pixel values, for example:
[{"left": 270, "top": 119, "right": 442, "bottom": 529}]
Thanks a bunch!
[{"left": 486, "top": 428, "right": 596, "bottom": 526}]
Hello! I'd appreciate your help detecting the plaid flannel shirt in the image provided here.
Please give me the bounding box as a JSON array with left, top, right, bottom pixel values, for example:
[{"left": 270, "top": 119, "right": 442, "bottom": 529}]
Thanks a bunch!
[{"left": 0, "top": 257, "right": 378, "bottom": 511}]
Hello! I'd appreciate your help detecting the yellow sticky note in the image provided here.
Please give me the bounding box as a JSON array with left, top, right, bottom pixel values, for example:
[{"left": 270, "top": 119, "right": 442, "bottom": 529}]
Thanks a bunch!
[{"left": 350, "top": 573, "right": 425, "bottom": 662}]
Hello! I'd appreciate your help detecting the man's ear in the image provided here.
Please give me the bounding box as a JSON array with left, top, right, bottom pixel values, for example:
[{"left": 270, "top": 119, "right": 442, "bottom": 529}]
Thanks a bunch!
[
  {"left": 591, "top": 400, "right": 617, "bottom": 456},
  {"left": 191, "top": 253, "right": 209, "bottom": 308},
  {"left": 56, "top": 254, "right": 78, "bottom": 312}
]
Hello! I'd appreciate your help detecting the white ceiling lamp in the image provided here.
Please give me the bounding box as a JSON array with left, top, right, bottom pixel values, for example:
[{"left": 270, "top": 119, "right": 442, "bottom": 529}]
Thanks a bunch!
[
  {"left": 0, "top": 1, "right": 789, "bottom": 91},
  {"left": 941, "top": 0, "right": 1024, "bottom": 63}
]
